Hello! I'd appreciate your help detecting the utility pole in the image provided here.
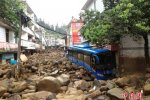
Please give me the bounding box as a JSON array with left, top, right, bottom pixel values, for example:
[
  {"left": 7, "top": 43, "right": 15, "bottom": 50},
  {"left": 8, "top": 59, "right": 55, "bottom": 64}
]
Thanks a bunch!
[
  {"left": 15, "top": 10, "right": 30, "bottom": 80},
  {"left": 16, "top": 11, "right": 22, "bottom": 80}
]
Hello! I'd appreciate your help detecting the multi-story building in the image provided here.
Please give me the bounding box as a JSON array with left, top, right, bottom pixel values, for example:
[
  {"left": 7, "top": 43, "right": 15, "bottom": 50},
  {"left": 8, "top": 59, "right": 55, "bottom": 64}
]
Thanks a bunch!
[
  {"left": 0, "top": 21, "right": 18, "bottom": 64},
  {"left": 21, "top": 0, "right": 46, "bottom": 52},
  {"left": 45, "top": 32, "right": 65, "bottom": 47},
  {"left": 0, "top": 0, "right": 47, "bottom": 64}
]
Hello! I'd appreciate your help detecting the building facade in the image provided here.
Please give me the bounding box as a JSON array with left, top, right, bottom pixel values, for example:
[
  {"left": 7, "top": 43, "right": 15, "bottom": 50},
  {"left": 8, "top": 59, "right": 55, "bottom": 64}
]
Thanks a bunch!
[
  {"left": 0, "top": 0, "right": 47, "bottom": 64},
  {"left": 0, "top": 21, "right": 18, "bottom": 64},
  {"left": 45, "top": 32, "right": 65, "bottom": 47},
  {"left": 21, "top": 0, "right": 46, "bottom": 52}
]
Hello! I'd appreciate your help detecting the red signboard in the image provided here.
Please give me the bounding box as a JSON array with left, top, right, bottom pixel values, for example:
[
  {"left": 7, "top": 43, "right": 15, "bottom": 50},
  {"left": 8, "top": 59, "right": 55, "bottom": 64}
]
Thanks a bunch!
[{"left": 71, "top": 21, "right": 83, "bottom": 45}]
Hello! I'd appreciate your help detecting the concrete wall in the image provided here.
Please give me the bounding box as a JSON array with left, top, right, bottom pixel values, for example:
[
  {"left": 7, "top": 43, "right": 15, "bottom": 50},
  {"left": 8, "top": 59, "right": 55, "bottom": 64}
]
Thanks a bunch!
[
  {"left": 119, "top": 35, "right": 150, "bottom": 73},
  {"left": 120, "top": 35, "right": 150, "bottom": 57}
]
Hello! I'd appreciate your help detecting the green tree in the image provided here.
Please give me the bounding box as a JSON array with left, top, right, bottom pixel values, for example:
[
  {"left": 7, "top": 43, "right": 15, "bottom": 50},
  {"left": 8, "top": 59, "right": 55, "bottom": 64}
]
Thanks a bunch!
[
  {"left": 81, "top": 10, "right": 122, "bottom": 46},
  {"left": 114, "top": 0, "right": 150, "bottom": 66},
  {"left": 81, "top": 0, "right": 150, "bottom": 66},
  {"left": 103, "top": 0, "right": 120, "bottom": 10},
  {"left": 0, "top": 0, "right": 24, "bottom": 33}
]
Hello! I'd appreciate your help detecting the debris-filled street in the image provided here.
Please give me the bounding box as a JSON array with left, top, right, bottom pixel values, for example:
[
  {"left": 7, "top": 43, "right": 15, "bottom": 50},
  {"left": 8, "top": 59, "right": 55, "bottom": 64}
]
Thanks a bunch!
[
  {"left": 1, "top": 0, "right": 150, "bottom": 100},
  {"left": 0, "top": 48, "right": 150, "bottom": 100}
]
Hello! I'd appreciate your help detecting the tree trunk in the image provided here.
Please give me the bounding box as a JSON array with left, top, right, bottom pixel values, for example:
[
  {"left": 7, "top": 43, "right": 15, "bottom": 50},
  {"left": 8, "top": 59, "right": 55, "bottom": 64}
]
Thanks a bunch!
[{"left": 143, "top": 34, "right": 150, "bottom": 67}]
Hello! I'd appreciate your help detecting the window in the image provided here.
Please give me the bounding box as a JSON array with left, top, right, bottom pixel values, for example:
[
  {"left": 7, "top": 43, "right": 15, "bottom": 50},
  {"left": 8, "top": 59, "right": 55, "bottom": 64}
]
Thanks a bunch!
[
  {"left": 84, "top": 55, "right": 91, "bottom": 65},
  {"left": 78, "top": 53, "right": 84, "bottom": 61},
  {"left": 98, "top": 52, "right": 116, "bottom": 69},
  {"left": 72, "top": 51, "right": 78, "bottom": 59},
  {"left": 6, "top": 29, "right": 9, "bottom": 42}
]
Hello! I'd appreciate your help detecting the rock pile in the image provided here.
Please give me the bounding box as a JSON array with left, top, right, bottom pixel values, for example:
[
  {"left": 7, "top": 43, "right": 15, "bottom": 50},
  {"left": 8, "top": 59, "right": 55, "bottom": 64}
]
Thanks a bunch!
[{"left": 0, "top": 48, "right": 150, "bottom": 100}]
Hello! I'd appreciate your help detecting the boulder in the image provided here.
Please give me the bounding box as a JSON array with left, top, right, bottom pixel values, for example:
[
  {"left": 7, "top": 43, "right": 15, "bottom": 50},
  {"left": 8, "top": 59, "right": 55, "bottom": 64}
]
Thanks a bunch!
[
  {"left": 143, "top": 83, "right": 150, "bottom": 95},
  {"left": 93, "top": 95, "right": 110, "bottom": 100},
  {"left": 64, "top": 87, "right": 84, "bottom": 96},
  {"left": 36, "top": 76, "right": 61, "bottom": 93},
  {"left": 56, "top": 88, "right": 84, "bottom": 100},
  {"left": 115, "top": 77, "right": 129, "bottom": 88},
  {"left": 107, "top": 88, "right": 124, "bottom": 100},
  {"left": 60, "top": 86, "right": 68, "bottom": 92},
  {"left": 85, "top": 90, "right": 102, "bottom": 99},
  {"left": 98, "top": 80, "right": 107, "bottom": 86},
  {"left": 2, "top": 92, "right": 10, "bottom": 98},
  {"left": 0, "top": 86, "right": 7, "bottom": 97},
  {"left": 28, "top": 85, "right": 35, "bottom": 90},
  {"left": 7, "top": 95, "right": 21, "bottom": 100},
  {"left": 100, "top": 86, "right": 109, "bottom": 92},
  {"left": 144, "top": 96, "right": 150, "bottom": 100},
  {"left": 22, "top": 91, "right": 56, "bottom": 100},
  {"left": 56, "top": 74, "right": 70, "bottom": 86},
  {"left": 74, "top": 80, "right": 91, "bottom": 91},
  {"left": 128, "top": 77, "right": 144, "bottom": 88},
  {"left": 10, "top": 81, "right": 28, "bottom": 93},
  {"left": 0, "top": 69, "right": 4, "bottom": 77},
  {"left": 22, "top": 89, "right": 35, "bottom": 94},
  {"left": 0, "top": 79, "right": 10, "bottom": 89},
  {"left": 31, "top": 66, "right": 38, "bottom": 72},
  {"left": 50, "top": 70, "right": 59, "bottom": 76},
  {"left": 106, "top": 81, "right": 117, "bottom": 89},
  {"left": 20, "top": 54, "right": 28, "bottom": 62},
  {"left": 124, "top": 86, "right": 135, "bottom": 93}
]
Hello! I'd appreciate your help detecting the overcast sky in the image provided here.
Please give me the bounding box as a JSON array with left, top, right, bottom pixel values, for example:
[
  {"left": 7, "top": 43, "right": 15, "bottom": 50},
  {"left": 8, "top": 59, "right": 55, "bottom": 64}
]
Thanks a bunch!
[{"left": 26, "top": 0, "right": 87, "bottom": 26}]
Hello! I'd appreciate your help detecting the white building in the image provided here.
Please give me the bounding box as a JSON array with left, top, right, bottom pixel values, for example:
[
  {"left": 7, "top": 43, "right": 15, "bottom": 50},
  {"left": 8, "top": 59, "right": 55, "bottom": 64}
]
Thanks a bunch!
[
  {"left": 0, "top": 21, "right": 18, "bottom": 64},
  {"left": 21, "top": 1, "right": 46, "bottom": 51},
  {"left": 45, "top": 33, "right": 65, "bottom": 47},
  {"left": 81, "top": 0, "right": 104, "bottom": 12}
]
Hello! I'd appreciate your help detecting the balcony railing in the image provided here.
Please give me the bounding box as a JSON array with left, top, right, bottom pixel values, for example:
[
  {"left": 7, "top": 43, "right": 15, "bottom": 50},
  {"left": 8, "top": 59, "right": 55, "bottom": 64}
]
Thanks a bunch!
[
  {"left": 21, "top": 39, "right": 41, "bottom": 49},
  {"left": 0, "top": 42, "right": 18, "bottom": 52}
]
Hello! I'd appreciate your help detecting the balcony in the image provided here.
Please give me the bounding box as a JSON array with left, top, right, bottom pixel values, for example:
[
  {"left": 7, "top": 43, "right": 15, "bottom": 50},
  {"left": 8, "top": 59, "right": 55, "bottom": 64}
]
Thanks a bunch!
[
  {"left": 21, "top": 39, "right": 41, "bottom": 50},
  {"left": 0, "top": 42, "right": 18, "bottom": 52}
]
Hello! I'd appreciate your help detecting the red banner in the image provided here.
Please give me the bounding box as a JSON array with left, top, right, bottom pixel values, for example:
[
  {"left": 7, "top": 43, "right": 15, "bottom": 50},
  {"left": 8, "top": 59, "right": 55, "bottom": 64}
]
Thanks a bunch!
[{"left": 71, "top": 22, "right": 83, "bottom": 45}]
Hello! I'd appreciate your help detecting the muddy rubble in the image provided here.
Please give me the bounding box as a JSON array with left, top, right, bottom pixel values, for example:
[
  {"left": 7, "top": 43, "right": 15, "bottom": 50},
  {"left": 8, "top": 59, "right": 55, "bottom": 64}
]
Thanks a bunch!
[{"left": 0, "top": 49, "right": 150, "bottom": 100}]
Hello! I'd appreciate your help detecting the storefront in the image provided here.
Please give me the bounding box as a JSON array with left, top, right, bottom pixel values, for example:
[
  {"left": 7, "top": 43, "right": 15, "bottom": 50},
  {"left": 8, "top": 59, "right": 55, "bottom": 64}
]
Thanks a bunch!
[{"left": 0, "top": 52, "right": 17, "bottom": 64}]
